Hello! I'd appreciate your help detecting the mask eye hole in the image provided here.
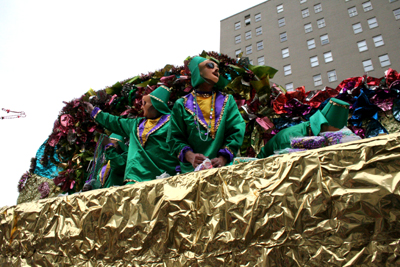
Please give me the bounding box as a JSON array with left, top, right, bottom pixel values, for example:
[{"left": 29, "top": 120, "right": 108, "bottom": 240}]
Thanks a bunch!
[{"left": 205, "top": 62, "right": 215, "bottom": 69}]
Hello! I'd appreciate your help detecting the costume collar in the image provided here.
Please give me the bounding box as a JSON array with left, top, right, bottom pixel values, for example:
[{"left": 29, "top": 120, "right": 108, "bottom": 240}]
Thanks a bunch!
[{"left": 137, "top": 114, "right": 170, "bottom": 146}]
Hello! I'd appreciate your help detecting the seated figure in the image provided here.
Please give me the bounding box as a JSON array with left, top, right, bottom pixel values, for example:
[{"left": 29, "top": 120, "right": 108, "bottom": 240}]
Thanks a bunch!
[
  {"left": 167, "top": 56, "right": 246, "bottom": 173},
  {"left": 84, "top": 85, "right": 179, "bottom": 184},
  {"left": 257, "top": 97, "right": 350, "bottom": 158}
]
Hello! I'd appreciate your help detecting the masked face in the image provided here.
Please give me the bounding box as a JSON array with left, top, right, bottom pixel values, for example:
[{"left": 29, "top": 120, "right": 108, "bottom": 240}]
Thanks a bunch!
[
  {"left": 141, "top": 95, "right": 159, "bottom": 119},
  {"left": 199, "top": 60, "right": 220, "bottom": 85}
]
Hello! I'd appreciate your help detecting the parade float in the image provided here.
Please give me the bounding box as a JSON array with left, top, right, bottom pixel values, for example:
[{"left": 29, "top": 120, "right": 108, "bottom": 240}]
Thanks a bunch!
[{"left": 1, "top": 51, "right": 400, "bottom": 265}]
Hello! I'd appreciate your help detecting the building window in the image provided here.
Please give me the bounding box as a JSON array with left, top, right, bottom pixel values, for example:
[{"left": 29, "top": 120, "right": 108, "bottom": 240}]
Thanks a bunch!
[
  {"left": 394, "top": 8, "right": 400, "bottom": 20},
  {"left": 310, "top": 56, "right": 319, "bottom": 67},
  {"left": 255, "top": 13, "right": 261, "bottom": 22},
  {"left": 352, "top": 23, "right": 363, "bottom": 34},
  {"left": 249, "top": 59, "right": 253, "bottom": 65},
  {"left": 357, "top": 40, "right": 368, "bottom": 52},
  {"left": 327, "top": 70, "right": 337, "bottom": 82},
  {"left": 245, "top": 15, "right": 251, "bottom": 26},
  {"left": 348, "top": 7, "right": 358, "bottom": 17},
  {"left": 304, "top": 23, "right": 313, "bottom": 33},
  {"left": 245, "top": 31, "right": 252, "bottom": 40},
  {"left": 367, "top": 17, "right": 378, "bottom": 29},
  {"left": 302, "top": 8, "right": 310, "bottom": 18},
  {"left": 235, "top": 22, "right": 241, "bottom": 30},
  {"left": 284, "top": 64, "right": 292, "bottom": 76},
  {"left": 373, "top": 35, "right": 384, "bottom": 47},
  {"left": 362, "top": 1, "right": 373, "bottom": 12},
  {"left": 286, "top": 82, "right": 294, "bottom": 91},
  {"left": 390, "top": 0, "right": 399, "bottom": 2},
  {"left": 280, "top": 32, "right": 287, "bottom": 42},
  {"left": 258, "top": 56, "right": 265, "bottom": 66},
  {"left": 277, "top": 4, "right": 284, "bottom": 13},
  {"left": 300, "top": 0, "right": 307, "bottom": 3},
  {"left": 320, "top": 34, "right": 329, "bottom": 45},
  {"left": 246, "top": 45, "right": 252, "bottom": 55},
  {"left": 307, "top": 39, "right": 316, "bottom": 50},
  {"left": 256, "top": 27, "right": 262, "bottom": 36},
  {"left": 313, "top": 74, "right": 322, "bottom": 86},
  {"left": 324, "top": 51, "right": 333, "bottom": 63},
  {"left": 314, "top": 3, "right": 322, "bottom": 13},
  {"left": 362, "top": 59, "right": 374, "bottom": 72},
  {"left": 282, "top": 48, "right": 289, "bottom": 58},
  {"left": 235, "top": 49, "right": 242, "bottom": 58},
  {"left": 278, "top": 17, "right": 286, "bottom": 27},
  {"left": 317, "top": 18, "right": 326, "bottom": 28},
  {"left": 379, "top": 54, "right": 391, "bottom": 67},
  {"left": 257, "top": 41, "right": 264, "bottom": 50},
  {"left": 235, "top": 35, "right": 241, "bottom": 44}
]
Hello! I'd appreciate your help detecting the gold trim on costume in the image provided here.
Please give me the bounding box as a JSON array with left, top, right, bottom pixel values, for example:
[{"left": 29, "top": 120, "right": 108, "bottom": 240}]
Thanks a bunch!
[
  {"left": 123, "top": 179, "right": 138, "bottom": 184},
  {"left": 150, "top": 94, "right": 164, "bottom": 103},
  {"left": 224, "top": 146, "right": 234, "bottom": 156},
  {"left": 93, "top": 109, "right": 102, "bottom": 119},
  {"left": 160, "top": 85, "right": 172, "bottom": 92},
  {"left": 136, "top": 116, "right": 170, "bottom": 147},
  {"left": 330, "top": 99, "right": 349, "bottom": 109}
]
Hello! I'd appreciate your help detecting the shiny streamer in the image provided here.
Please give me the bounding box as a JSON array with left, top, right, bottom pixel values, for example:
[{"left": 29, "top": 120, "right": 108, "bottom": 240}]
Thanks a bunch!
[{"left": 1, "top": 134, "right": 400, "bottom": 266}]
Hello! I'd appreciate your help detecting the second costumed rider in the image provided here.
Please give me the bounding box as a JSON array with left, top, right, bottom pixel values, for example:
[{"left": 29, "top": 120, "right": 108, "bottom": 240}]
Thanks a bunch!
[
  {"left": 86, "top": 86, "right": 179, "bottom": 184},
  {"left": 167, "top": 56, "right": 246, "bottom": 173}
]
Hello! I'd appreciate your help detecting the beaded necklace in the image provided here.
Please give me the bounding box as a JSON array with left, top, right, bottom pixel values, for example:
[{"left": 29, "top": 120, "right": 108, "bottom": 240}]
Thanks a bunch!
[{"left": 193, "top": 91, "right": 215, "bottom": 142}]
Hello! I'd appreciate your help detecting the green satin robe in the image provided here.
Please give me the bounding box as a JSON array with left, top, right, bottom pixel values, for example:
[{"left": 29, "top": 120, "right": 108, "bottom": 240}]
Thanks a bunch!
[
  {"left": 257, "top": 121, "right": 310, "bottom": 158},
  {"left": 101, "top": 147, "right": 127, "bottom": 188},
  {"left": 95, "top": 112, "right": 179, "bottom": 184},
  {"left": 168, "top": 93, "right": 246, "bottom": 173}
]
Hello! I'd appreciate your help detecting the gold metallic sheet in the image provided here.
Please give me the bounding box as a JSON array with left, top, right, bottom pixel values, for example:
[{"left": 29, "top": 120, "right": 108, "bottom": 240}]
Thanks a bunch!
[{"left": 2, "top": 134, "right": 400, "bottom": 266}]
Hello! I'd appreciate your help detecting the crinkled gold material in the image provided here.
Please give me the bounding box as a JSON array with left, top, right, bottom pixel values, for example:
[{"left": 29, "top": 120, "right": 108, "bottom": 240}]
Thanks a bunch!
[{"left": 2, "top": 134, "right": 400, "bottom": 265}]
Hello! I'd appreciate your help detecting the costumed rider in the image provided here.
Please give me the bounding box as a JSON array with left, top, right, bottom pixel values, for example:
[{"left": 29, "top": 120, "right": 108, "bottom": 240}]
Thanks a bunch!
[
  {"left": 257, "top": 97, "right": 350, "bottom": 158},
  {"left": 98, "top": 133, "right": 128, "bottom": 188},
  {"left": 83, "top": 85, "right": 179, "bottom": 184},
  {"left": 167, "top": 56, "right": 246, "bottom": 173}
]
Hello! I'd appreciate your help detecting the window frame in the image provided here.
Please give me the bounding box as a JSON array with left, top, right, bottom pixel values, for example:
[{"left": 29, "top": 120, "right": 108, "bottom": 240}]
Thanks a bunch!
[
  {"left": 310, "top": 56, "right": 319, "bottom": 67},
  {"left": 324, "top": 51, "right": 333, "bottom": 63},
  {"left": 284, "top": 64, "right": 292, "bottom": 76},
  {"left": 235, "top": 22, "right": 241, "bottom": 30},
  {"left": 257, "top": 56, "right": 265, "bottom": 66},
  {"left": 245, "top": 30, "right": 252, "bottom": 40},
  {"left": 286, "top": 82, "right": 294, "bottom": 91},
  {"left": 245, "top": 15, "right": 251, "bottom": 26},
  {"left": 362, "top": 1, "right": 373, "bottom": 12},
  {"left": 278, "top": 17, "right": 286, "bottom": 27},
  {"left": 282, "top": 47, "right": 290, "bottom": 58},
  {"left": 352, "top": 22, "right": 363, "bottom": 34},
  {"left": 302, "top": 8, "right": 310, "bottom": 18},
  {"left": 348, "top": 7, "right": 358, "bottom": 17},
  {"left": 317, "top": 18, "right": 326, "bottom": 28},
  {"left": 235, "top": 49, "right": 242, "bottom": 58},
  {"left": 280, "top": 32, "right": 287, "bottom": 42},
  {"left": 277, "top": 4, "right": 284, "bottom": 13},
  {"left": 255, "top": 13, "right": 261, "bottom": 22},
  {"left": 307, "top": 39, "right": 316, "bottom": 50},
  {"left": 357, "top": 40, "right": 368, "bottom": 52},
  {"left": 256, "top": 41, "right": 264, "bottom": 51},
  {"left": 304, "top": 23, "right": 313, "bottom": 33},
  {"left": 320, "top": 34, "right": 329, "bottom": 45},
  {"left": 313, "top": 74, "right": 323, "bottom": 87},
  {"left": 314, "top": 3, "right": 322, "bottom": 13},
  {"left": 246, "top": 45, "right": 252, "bottom": 55},
  {"left": 394, "top": 8, "right": 400, "bottom": 20},
  {"left": 327, "top": 70, "right": 337, "bottom": 82},
  {"left": 235, "top": 35, "right": 241, "bottom": 44},
  {"left": 373, "top": 35, "right": 384, "bottom": 47},
  {"left": 362, "top": 59, "right": 374, "bottom": 72},
  {"left": 367, "top": 17, "right": 378, "bottom": 29},
  {"left": 379, "top": 54, "right": 391, "bottom": 67}
]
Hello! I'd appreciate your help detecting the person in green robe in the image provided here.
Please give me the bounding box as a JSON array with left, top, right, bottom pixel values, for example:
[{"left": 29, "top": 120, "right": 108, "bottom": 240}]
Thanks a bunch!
[
  {"left": 167, "top": 56, "right": 246, "bottom": 173},
  {"left": 83, "top": 85, "right": 179, "bottom": 184},
  {"left": 98, "top": 133, "right": 128, "bottom": 188},
  {"left": 257, "top": 97, "right": 350, "bottom": 158}
]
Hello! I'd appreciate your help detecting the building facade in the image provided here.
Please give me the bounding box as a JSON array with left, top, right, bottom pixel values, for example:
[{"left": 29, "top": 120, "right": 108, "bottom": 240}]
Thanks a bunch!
[{"left": 220, "top": 0, "right": 400, "bottom": 91}]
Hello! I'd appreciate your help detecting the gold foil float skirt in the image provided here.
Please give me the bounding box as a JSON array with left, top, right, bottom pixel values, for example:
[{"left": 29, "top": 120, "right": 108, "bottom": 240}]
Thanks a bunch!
[{"left": 1, "top": 133, "right": 400, "bottom": 266}]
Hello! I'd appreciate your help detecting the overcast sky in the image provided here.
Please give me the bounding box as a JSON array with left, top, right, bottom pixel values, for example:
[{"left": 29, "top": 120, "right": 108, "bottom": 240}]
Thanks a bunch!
[{"left": 0, "top": 0, "right": 266, "bottom": 208}]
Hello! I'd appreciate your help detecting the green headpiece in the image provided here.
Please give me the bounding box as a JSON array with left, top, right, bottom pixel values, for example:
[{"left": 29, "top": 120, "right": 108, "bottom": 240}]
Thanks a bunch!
[
  {"left": 188, "top": 56, "right": 229, "bottom": 90},
  {"left": 109, "top": 133, "right": 128, "bottom": 152},
  {"left": 149, "top": 85, "right": 171, "bottom": 115},
  {"left": 310, "top": 98, "right": 350, "bottom": 136}
]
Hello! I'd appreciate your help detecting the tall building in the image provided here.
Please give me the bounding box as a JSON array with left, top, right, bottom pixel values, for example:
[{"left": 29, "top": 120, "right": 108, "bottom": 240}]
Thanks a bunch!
[{"left": 220, "top": 0, "right": 400, "bottom": 91}]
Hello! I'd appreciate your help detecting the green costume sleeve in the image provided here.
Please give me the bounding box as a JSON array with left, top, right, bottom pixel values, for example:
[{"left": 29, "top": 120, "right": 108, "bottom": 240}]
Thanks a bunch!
[
  {"left": 167, "top": 98, "right": 190, "bottom": 160},
  {"left": 220, "top": 95, "right": 246, "bottom": 156},
  {"left": 106, "top": 148, "right": 127, "bottom": 176},
  {"left": 94, "top": 111, "right": 136, "bottom": 138}
]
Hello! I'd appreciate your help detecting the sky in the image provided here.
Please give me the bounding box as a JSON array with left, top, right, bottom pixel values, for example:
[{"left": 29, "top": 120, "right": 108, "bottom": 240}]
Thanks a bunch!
[{"left": 0, "top": 0, "right": 266, "bottom": 208}]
